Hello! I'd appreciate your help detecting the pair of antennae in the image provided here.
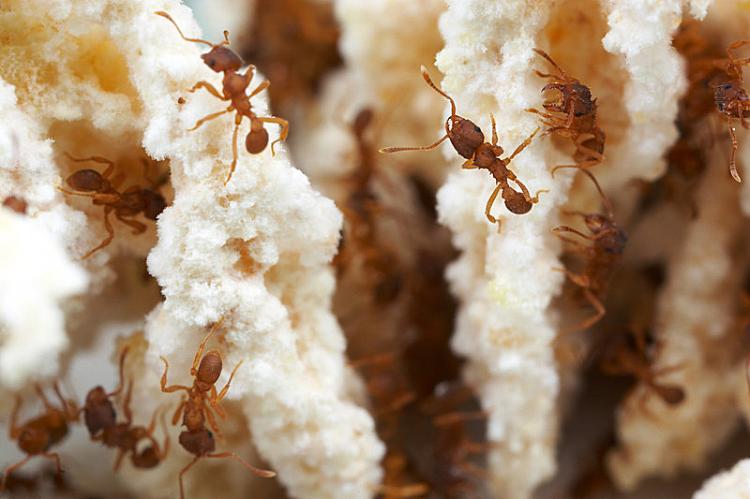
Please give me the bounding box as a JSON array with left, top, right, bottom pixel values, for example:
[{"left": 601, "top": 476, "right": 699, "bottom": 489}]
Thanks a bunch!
[{"left": 155, "top": 11, "right": 229, "bottom": 48}]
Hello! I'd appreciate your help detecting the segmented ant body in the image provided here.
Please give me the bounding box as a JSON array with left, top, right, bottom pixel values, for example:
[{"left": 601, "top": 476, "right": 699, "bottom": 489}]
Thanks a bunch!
[
  {"left": 381, "top": 67, "right": 544, "bottom": 225},
  {"left": 82, "top": 348, "right": 169, "bottom": 470},
  {"left": 526, "top": 49, "right": 604, "bottom": 174},
  {"left": 600, "top": 328, "right": 685, "bottom": 416},
  {"left": 2, "top": 196, "right": 27, "bottom": 214},
  {"left": 59, "top": 154, "right": 166, "bottom": 259},
  {"left": 156, "top": 11, "right": 289, "bottom": 185},
  {"left": 1, "top": 383, "right": 79, "bottom": 491},
  {"left": 713, "top": 40, "right": 750, "bottom": 183},
  {"left": 553, "top": 168, "right": 627, "bottom": 333},
  {"left": 160, "top": 320, "right": 275, "bottom": 499}
]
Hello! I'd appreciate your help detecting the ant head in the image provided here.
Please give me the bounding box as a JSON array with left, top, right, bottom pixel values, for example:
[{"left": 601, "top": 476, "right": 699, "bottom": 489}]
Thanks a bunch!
[
  {"left": 246, "top": 120, "right": 270, "bottom": 154},
  {"left": 85, "top": 386, "right": 108, "bottom": 406},
  {"left": 142, "top": 190, "right": 167, "bottom": 220},
  {"left": 447, "top": 117, "right": 485, "bottom": 159},
  {"left": 196, "top": 350, "right": 223, "bottom": 388},
  {"left": 66, "top": 169, "right": 105, "bottom": 192},
  {"left": 201, "top": 45, "right": 243, "bottom": 73}
]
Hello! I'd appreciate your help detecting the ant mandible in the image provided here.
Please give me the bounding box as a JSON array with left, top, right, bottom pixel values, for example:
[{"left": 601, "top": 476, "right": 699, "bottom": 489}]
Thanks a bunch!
[
  {"left": 381, "top": 67, "right": 545, "bottom": 226},
  {"left": 1, "top": 383, "right": 79, "bottom": 491},
  {"left": 553, "top": 167, "right": 627, "bottom": 333},
  {"left": 713, "top": 40, "right": 750, "bottom": 183},
  {"left": 159, "top": 319, "right": 275, "bottom": 499},
  {"left": 156, "top": 11, "right": 289, "bottom": 185},
  {"left": 59, "top": 154, "right": 167, "bottom": 259},
  {"left": 526, "top": 49, "right": 605, "bottom": 174}
]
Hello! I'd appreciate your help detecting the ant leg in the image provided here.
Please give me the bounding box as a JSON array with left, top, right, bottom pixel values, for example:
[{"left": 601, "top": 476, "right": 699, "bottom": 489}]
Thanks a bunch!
[
  {"left": 108, "top": 347, "right": 130, "bottom": 397},
  {"left": 187, "top": 81, "right": 227, "bottom": 101},
  {"left": 113, "top": 449, "right": 126, "bottom": 472},
  {"left": 82, "top": 206, "right": 115, "bottom": 259},
  {"left": 205, "top": 405, "right": 224, "bottom": 439},
  {"left": 159, "top": 357, "right": 191, "bottom": 393},
  {"left": 178, "top": 456, "right": 201, "bottom": 499},
  {"left": 42, "top": 452, "right": 62, "bottom": 476},
  {"left": 248, "top": 80, "right": 270, "bottom": 100},
  {"left": 434, "top": 410, "right": 486, "bottom": 427},
  {"left": 374, "top": 392, "right": 416, "bottom": 417},
  {"left": 550, "top": 160, "right": 600, "bottom": 176},
  {"left": 506, "top": 128, "right": 540, "bottom": 162},
  {"left": 215, "top": 360, "right": 243, "bottom": 401},
  {"left": 51, "top": 382, "right": 75, "bottom": 420},
  {"left": 727, "top": 40, "right": 750, "bottom": 65},
  {"left": 376, "top": 484, "right": 429, "bottom": 497},
  {"left": 171, "top": 397, "right": 187, "bottom": 425},
  {"left": 552, "top": 225, "right": 598, "bottom": 242},
  {"left": 461, "top": 158, "right": 477, "bottom": 169},
  {"left": 159, "top": 408, "right": 171, "bottom": 459},
  {"left": 116, "top": 215, "right": 147, "bottom": 235},
  {"left": 34, "top": 384, "right": 53, "bottom": 410},
  {"left": 727, "top": 124, "right": 742, "bottom": 183},
  {"left": 258, "top": 116, "right": 289, "bottom": 156},
  {"left": 1, "top": 455, "right": 32, "bottom": 491},
  {"left": 225, "top": 118, "right": 241, "bottom": 185},
  {"left": 191, "top": 318, "right": 225, "bottom": 376},
  {"left": 205, "top": 452, "right": 276, "bottom": 478},
  {"left": 188, "top": 107, "right": 233, "bottom": 131},
  {"left": 490, "top": 113, "right": 498, "bottom": 145},
  {"left": 8, "top": 395, "right": 22, "bottom": 439},
  {"left": 122, "top": 381, "right": 134, "bottom": 425},
  {"left": 64, "top": 153, "right": 116, "bottom": 179},
  {"left": 484, "top": 183, "right": 503, "bottom": 224},
  {"left": 510, "top": 178, "right": 547, "bottom": 204},
  {"left": 577, "top": 289, "right": 606, "bottom": 331}
]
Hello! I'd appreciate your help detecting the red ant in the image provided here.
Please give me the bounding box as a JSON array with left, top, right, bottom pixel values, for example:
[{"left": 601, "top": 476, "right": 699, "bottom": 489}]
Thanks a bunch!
[
  {"left": 713, "top": 40, "right": 750, "bottom": 183},
  {"left": 2, "top": 196, "right": 27, "bottom": 214},
  {"left": 381, "top": 67, "right": 545, "bottom": 226},
  {"left": 526, "top": 49, "right": 605, "bottom": 174},
  {"left": 599, "top": 327, "right": 685, "bottom": 417},
  {"left": 82, "top": 347, "right": 169, "bottom": 471},
  {"left": 59, "top": 154, "right": 167, "bottom": 259},
  {"left": 553, "top": 167, "right": 627, "bottom": 333},
  {"left": 156, "top": 11, "right": 289, "bottom": 185},
  {"left": 1, "top": 383, "right": 79, "bottom": 491},
  {"left": 159, "top": 319, "right": 275, "bottom": 499}
]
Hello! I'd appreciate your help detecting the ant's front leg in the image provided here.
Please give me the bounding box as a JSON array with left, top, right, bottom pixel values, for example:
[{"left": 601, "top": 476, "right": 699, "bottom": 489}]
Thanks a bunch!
[
  {"left": 188, "top": 81, "right": 228, "bottom": 101},
  {"left": 159, "top": 356, "right": 191, "bottom": 394}
]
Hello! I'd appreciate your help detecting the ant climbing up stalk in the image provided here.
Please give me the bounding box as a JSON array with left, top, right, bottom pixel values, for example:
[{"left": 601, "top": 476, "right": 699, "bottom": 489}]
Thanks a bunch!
[
  {"left": 381, "top": 67, "right": 546, "bottom": 226},
  {"left": 156, "top": 11, "right": 289, "bottom": 185}
]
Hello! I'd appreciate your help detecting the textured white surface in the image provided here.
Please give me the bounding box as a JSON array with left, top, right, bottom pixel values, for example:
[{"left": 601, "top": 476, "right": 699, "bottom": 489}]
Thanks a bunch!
[{"left": 695, "top": 459, "right": 750, "bottom": 499}]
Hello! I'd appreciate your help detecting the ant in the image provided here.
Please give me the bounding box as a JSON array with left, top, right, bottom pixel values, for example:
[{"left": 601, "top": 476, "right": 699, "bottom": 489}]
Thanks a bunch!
[
  {"left": 713, "top": 40, "right": 750, "bottom": 183},
  {"left": 381, "top": 67, "right": 545, "bottom": 226},
  {"left": 156, "top": 11, "right": 289, "bottom": 185},
  {"left": 82, "top": 347, "right": 169, "bottom": 471},
  {"left": 378, "top": 450, "right": 429, "bottom": 499},
  {"left": 526, "top": 49, "right": 605, "bottom": 174},
  {"left": 2, "top": 196, "right": 27, "bottom": 214},
  {"left": 159, "top": 319, "right": 275, "bottom": 499},
  {"left": 599, "top": 327, "right": 685, "bottom": 417},
  {"left": 59, "top": 154, "right": 167, "bottom": 259},
  {"left": 553, "top": 167, "right": 627, "bottom": 333},
  {"left": 1, "top": 383, "right": 79, "bottom": 491}
]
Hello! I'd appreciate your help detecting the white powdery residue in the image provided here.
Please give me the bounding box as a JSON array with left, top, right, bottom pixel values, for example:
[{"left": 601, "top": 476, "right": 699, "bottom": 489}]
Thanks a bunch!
[
  {"left": 435, "top": 1, "right": 568, "bottom": 497},
  {"left": 600, "top": 0, "right": 693, "bottom": 186},
  {"left": 608, "top": 158, "right": 744, "bottom": 490},
  {"left": 694, "top": 459, "right": 750, "bottom": 499}
]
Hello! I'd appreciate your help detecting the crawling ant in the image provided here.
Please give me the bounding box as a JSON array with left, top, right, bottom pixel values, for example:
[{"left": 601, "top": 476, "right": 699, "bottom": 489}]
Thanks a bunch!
[
  {"left": 156, "top": 11, "right": 289, "bottom": 185},
  {"left": 378, "top": 450, "right": 429, "bottom": 499},
  {"left": 159, "top": 319, "right": 275, "bottom": 499},
  {"left": 2, "top": 195, "right": 27, "bottom": 214},
  {"left": 82, "top": 347, "right": 169, "bottom": 470},
  {"left": 1, "top": 383, "right": 79, "bottom": 491},
  {"left": 59, "top": 154, "right": 167, "bottom": 259},
  {"left": 553, "top": 167, "right": 627, "bottom": 333},
  {"left": 599, "top": 327, "right": 685, "bottom": 416},
  {"left": 381, "top": 67, "right": 545, "bottom": 226},
  {"left": 713, "top": 40, "right": 750, "bottom": 183},
  {"left": 526, "top": 49, "right": 605, "bottom": 174}
]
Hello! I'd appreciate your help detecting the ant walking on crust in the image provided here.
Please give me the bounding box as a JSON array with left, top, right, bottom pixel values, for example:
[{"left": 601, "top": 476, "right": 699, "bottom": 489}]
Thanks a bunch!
[
  {"left": 156, "top": 11, "right": 289, "bottom": 185},
  {"left": 381, "top": 67, "right": 545, "bottom": 227}
]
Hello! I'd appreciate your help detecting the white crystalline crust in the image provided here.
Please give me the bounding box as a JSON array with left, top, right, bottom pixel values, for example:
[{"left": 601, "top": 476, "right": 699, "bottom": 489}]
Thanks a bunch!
[
  {"left": 0, "top": 1, "right": 383, "bottom": 498},
  {"left": 694, "top": 459, "right": 750, "bottom": 499},
  {"left": 0, "top": 81, "right": 88, "bottom": 390}
]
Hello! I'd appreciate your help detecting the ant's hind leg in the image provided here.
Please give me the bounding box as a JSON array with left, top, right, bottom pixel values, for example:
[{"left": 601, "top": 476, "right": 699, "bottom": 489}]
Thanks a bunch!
[
  {"left": 484, "top": 183, "right": 503, "bottom": 224},
  {"left": 188, "top": 81, "right": 227, "bottom": 101},
  {"left": 728, "top": 124, "right": 742, "bottom": 183},
  {"left": 1, "top": 455, "right": 32, "bottom": 491},
  {"left": 117, "top": 215, "right": 147, "bottom": 235},
  {"left": 259, "top": 116, "right": 289, "bottom": 155},
  {"left": 179, "top": 456, "right": 201, "bottom": 499},
  {"left": 82, "top": 207, "right": 115, "bottom": 259},
  {"left": 188, "top": 107, "right": 232, "bottom": 131},
  {"left": 225, "top": 120, "right": 241, "bottom": 185},
  {"left": 205, "top": 452, "right": 275, "bottom": 478},
  {"left": 8, "top": 395, "right": 22, "bottom": 439},
  {"left": 42, "top": 452, "right": 62, "bottom": 475}
]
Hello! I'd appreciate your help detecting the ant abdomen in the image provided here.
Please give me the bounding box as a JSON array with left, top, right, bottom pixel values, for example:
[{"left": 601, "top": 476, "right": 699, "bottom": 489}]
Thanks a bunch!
[
  {"left": 133, "top": 446, "right": 160, "bottom": 469},
  {"left": 502, "top": 188, "right": 532, "bottom": 215},
  {"left": 142, "top": 190, "right": 167, "bottom": 220},
  {"left": 246, "top": 127, "right": 269, "bottom": 154},
  {"left": 66, "top": 169, "right": 105, "bottom": 192},
  {"left": 178, "top": 429, "right": 215, "bottom": 456}
]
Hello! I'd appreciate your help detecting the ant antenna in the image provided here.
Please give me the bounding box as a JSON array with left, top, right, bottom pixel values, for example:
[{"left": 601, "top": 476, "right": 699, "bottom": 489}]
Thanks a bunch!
[
  {"left": 109, "top": 347, "right": 131, "bottom": 397},
  {"left": 420, "top": 65, "right": 457, "bottom": 118},
  {"left": 555, "top": 166, "right": 614, "bottom": 218},
  {"left": 155, "top": 11, "right": 214, "bottom": 48},
  {"left": 533, "top": 48, "right": 568, "bottom": 79}
]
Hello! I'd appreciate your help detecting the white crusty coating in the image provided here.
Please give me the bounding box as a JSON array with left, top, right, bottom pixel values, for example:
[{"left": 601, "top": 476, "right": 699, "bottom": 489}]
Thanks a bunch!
[{"left": 694, "top": 458, "right": 750, "bottom": 499}]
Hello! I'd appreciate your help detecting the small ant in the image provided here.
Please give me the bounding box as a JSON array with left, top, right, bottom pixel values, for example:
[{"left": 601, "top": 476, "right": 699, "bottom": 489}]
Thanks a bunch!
[
  {"left": 82, "top": 347, "right": 169, "bottom": 471},
  {"left": 553, "top": 167, "right": 627, "bottom": 333},
  {"left": 713, "top": 40, "right": 750, "bottom": 183},
  {"left": 378, "top": 450, "right": 429, "bottom": 499},
  {"left": 159, "top": 319, "right": 275, "bottom": 499},
  {"left": 381, "top": 67, "right": 545, "bottom": 226},
  {"left": 1, "top": 383, "right": 79, "bottom": 491},
  {"left": 59, "top": 154, "right": 167, "bottom": 259},
  {"left": 156, "top": 11, "right": 289, "bottom": 185},
  {"left": 527, "top": 49, "right": 605, "bottom": 174},
  {"left": 599, "top": 328, "right": 685, "bottom": 416},
  {"left": 2, "top": 195, "right": 27, "bottom": 214}
]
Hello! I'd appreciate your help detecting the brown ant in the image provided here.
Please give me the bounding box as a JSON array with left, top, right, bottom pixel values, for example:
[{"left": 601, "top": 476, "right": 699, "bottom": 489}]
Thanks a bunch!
[
  {"left": 156, "top": 11, "right": 289, "bottom": 185},
  {"left": 713, "top": 40, "right": 750, "bottom": 183},
  {"left": 599, "top": 327, "right": 685, "bottom": 416},
  {"left": 526, "top": 49, "right": 605, "bottom": 174},
  {"left": 1, "top": 383, "right": 79, "bottom": 491},
  {"left": 553, "top": 168, "right": 627, "bottom": 333},
  {"left": 59, "top": 154, "right": 167, "bottom": 259},
  {"left": 159, "top": 319, "right": 275, "bottom": 499},
  {"left": 381, "top": 67, "right": 545, "bottom": 226},
  {"left": 378, "top": 450, "right": 429, "bottom": 498},
  {"left": 82, "top": 347, "right": 169, "bottom": 471},
  {"left": 2, "top": 196, "right": 27, "bottom": 214}
]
